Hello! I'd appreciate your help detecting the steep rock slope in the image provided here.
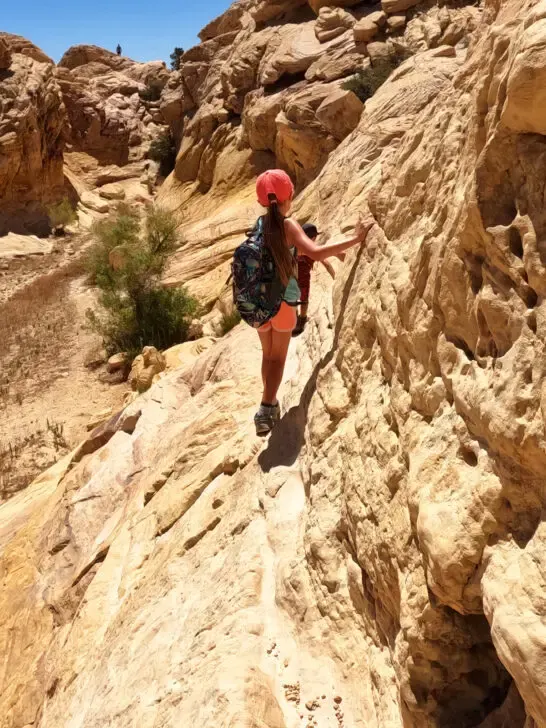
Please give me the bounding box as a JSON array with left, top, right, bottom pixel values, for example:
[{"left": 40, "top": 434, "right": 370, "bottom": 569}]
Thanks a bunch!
[
  {"left": 2, "top": 1, "right": 546, "bottom": 728},
  {"left": 159, "top": 0, "right": 479, "bottom": 318},
  {"left": 0, "top": 34, "right": 65, "bottom": 235}
]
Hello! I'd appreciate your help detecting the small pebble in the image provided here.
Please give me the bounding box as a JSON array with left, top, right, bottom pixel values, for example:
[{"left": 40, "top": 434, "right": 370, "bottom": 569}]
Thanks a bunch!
[
  {"left": 334, "top": 695, "right": 342, "bottom": 704},
  {"left": 322, "top": 695, "right": 326, "bottom": 700},
  {"left": 284, "top": 658, "right": 289, "bottom": 667},
  {"left": 306, "top": 701, "right": 315, "bottom": 711}
]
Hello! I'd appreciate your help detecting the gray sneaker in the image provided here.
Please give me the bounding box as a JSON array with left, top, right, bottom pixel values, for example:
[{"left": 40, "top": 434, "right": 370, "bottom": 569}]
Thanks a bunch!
[{"left": 254, "top": 403, "right": 280, "bottom": 436}]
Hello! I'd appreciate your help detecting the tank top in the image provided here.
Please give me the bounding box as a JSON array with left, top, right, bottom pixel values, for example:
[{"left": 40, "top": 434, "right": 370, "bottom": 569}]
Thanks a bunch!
[{"left": 283, "top": 246, "right": 300, "bottom": 304}]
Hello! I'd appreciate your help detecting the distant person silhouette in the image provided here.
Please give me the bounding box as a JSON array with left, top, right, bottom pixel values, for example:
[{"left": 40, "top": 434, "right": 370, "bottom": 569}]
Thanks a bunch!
[{"left": 116, "top": 44, "right": 122, "bottom": 56}]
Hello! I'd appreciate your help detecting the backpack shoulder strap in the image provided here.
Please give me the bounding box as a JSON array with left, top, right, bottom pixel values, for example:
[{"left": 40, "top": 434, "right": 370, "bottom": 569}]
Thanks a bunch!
[{"left": 248, "top": 216, "right": 264, "bottom": 244}]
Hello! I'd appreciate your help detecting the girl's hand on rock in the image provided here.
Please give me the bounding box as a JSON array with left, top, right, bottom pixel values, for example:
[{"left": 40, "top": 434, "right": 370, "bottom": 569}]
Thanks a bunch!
[{"left": 355, "top": 216, "right": 375, "bottom": 243}]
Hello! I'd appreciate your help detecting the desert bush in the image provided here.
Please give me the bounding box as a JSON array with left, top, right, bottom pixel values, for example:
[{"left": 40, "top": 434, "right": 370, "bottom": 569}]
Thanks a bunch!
[
  {"left": 86, "top": 203, "right": 140, "bottom": 287},
  {"left": 139, "top": 79, "right": 163, "bottom": 102},
  {"left": 219, "top": 309, "right": 241, "bottom": 336},
  {"left": 148, "top": 130, "right": 177, "bottom": 177},
  {"left": 87, "top": 206, "right": 198, "bottom": 358},
  {"left": 342, "top": 47, "right": 412, "bottom": 103},
  {"left": 47, "top": 198, "right": 77, "bottom": 234}
]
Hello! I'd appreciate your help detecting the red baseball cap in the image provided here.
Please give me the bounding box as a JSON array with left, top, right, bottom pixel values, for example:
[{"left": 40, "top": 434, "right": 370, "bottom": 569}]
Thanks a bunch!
[{"left": 256, "top": 169, "right": 294, "bottom": 207}]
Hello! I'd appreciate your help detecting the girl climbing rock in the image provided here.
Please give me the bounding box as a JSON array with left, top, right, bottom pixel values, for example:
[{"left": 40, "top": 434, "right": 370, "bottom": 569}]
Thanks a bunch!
[{"left": 232, "top": 169, "right": 375, "bottom": 435}]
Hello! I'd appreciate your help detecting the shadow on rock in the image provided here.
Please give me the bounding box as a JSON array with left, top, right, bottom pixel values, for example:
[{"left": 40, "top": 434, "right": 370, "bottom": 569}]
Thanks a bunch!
[{"left": 258, "top": 405, "right": 306, "bottom": 472}]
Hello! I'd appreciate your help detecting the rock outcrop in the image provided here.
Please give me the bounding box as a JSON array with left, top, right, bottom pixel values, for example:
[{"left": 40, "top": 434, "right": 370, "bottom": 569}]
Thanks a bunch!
[
  {"left": 0, "top": 36, "right": 173, "bottom": 233},
  {"left": 158, "top": 0, "right": 479, "bottom": 310},
  {"left": 3, "top": 0, "right": 546, "bottom": 727},
  {"left": 0, "top": 35, "right": 65, "bottom": 235},
  {"left": 56, "top": 45, "right": 170, "bottom": 167}
]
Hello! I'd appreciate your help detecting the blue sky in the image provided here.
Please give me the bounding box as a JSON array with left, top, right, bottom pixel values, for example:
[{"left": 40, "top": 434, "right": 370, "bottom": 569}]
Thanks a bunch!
[{"left": 3, "top": 0, "right": 233, "bottom": 64}]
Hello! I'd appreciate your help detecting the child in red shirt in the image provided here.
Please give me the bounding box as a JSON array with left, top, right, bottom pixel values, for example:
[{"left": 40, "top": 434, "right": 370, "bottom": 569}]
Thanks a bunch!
[{"left": 293, "top": 223, "right": 335, "bottom": 336}]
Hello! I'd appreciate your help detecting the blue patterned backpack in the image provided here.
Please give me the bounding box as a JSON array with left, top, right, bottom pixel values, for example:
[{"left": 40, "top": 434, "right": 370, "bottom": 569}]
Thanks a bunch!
[{"left": 231, "top": 217, "right": 285, "bottom": 328}]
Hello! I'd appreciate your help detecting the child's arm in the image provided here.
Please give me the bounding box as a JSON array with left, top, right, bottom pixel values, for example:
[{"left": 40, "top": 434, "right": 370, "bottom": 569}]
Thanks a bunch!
[{"left": 322, "top": 260, "right": 335, "bottom": 279}]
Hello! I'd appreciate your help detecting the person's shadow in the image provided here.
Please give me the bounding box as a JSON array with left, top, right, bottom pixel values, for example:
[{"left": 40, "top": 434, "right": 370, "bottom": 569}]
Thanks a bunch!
[
  {"left": 257, "top": 403, "right": 306, "bottom": 472},
  {"left": 258, "top": 244, "right": 366, "bottom": 473}
]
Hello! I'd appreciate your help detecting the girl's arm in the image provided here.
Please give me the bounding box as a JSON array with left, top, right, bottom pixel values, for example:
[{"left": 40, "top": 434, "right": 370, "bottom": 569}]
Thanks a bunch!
[{"left": 285, "top": 217, "right": 375, "bottom": 261}]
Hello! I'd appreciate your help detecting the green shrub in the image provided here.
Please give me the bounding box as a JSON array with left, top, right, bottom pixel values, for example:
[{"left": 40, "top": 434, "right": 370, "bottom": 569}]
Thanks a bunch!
[
  {"left": 148, "top": 130, "right": 177, "bottom": 178},
  {"left": 170, "top": 47, "right": 184, "bottom": 71},
  {"left": 219, "top": 309, "right": 241, "bottom": 336},
  {"left": 86, "top": 206, "right": 198, "bottom": 358},
  {"left": 47, "top": 199, "right": 77, "bottom": 234},
  {"left": 342, "top": 47, "right": 412, "bottom": 103},
  {"left": 139, "top": 79, "right": 163, "bottom": 102},
  {"left": 86, "top": 203, "right": 140, "bottom": 287}
]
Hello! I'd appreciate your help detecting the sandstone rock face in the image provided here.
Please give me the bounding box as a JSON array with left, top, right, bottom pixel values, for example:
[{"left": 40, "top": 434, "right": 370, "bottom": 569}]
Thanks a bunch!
[
  {"left": 0, "top": 32, "right": 53, "bottom": 64},
  {"left": 404, "top": 5, "right": 480, "bottom": 52},
  {"left": 0, "top": 37, "right": 11, "bottom": 69},
  {"left": 6, "top": 2, "right": 546, "bottom": 728},
  {"left": 0, "top": 42, "right": 65, "bottom": 235},
  {"left": 56, "top": 46, "right": 170, "bottom": 167}
]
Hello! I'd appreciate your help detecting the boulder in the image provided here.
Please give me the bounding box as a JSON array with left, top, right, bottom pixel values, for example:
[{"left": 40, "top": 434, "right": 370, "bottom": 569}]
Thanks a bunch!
[
  {"left": 220, "top": 28, "right": 272, "bottom": 114},
  {"left": 129, "top": 346, "right": 166, "bottom": 393},
  {"left": 0, "top": 233, "right": 53, "bottom": 259},
  {"left": 86, "top": 408, "right": 114, "bottom": 431},
  {"left": 106, "top": 353, "right": 128, "bottom": 374},
  {"left": 98, "top": 183, "right": 126, "bottom": 200},
  {"left": 353, "top": 17, "right": 381, "bottom": 43},
  {"left": 260, "top": 22, "right": 335, "bottom": 87},
  {"left": 387, "top": 14, "right": 407, "bottom": 31},
  {"left": 80, "top": 190, "right": 110, "bottom": 214},
  {"left": 306, "top": 47, "right": 367, "bottom": 82},
  {"left": 367, "top": 10, "right": 388, "bottom": 27},
  {"left": 316, "top": 87, "right": 364, "bottom": 140},
  {"left": 243, "top": 89, "right": 285, "bottom": 152},
  {"left": 367, "top": 41, "right": 392, "bottom": 63},
  {"left": 315, "top": 6, "right": 355, "bottom": 43}
]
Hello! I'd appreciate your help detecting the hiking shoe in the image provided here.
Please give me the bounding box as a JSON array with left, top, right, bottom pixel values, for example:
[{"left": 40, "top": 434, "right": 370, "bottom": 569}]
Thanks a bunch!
[
  {"left": 254, "top": 403, "right": 280, "bottom": 435},
  {"left": 254, "top": 404, "right": 277, "bottom": 436},
  {"left": 292, "top": 315, "right": 307, "bottom": 337}
]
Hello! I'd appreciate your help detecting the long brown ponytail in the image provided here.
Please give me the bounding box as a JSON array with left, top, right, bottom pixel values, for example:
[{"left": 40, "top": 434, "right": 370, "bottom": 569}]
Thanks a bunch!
[{"left": 263, "top": 193, "right": 294, "bottom": 286}]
